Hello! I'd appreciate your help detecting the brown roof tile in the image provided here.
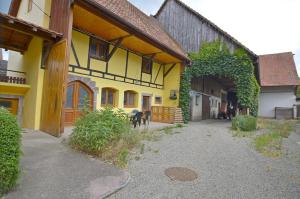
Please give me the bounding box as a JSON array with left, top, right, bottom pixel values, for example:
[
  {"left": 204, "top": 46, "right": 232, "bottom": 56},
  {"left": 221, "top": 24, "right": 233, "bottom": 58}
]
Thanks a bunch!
[
  {"left": 89, "top": 0, "right": 189, "bottom": 61},
  {"left": 259, "top": 52, "right": 299, "bottom": 86}
]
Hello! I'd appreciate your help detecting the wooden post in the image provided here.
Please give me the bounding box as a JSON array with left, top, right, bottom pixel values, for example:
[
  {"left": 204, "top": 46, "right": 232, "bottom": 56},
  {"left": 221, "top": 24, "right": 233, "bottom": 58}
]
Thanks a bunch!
[{"left": 40, "top": 0, "right": 73, "bottom": 136}]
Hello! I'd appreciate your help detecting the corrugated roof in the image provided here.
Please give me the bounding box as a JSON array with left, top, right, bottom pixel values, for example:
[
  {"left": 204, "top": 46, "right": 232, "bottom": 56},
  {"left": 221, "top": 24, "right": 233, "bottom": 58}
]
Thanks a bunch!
[
  {"left": 258, "top": 52, "right": 299, "bottom": 87},
  {"left": 88, "top": 0, "right": 189, "bottom": 61}
]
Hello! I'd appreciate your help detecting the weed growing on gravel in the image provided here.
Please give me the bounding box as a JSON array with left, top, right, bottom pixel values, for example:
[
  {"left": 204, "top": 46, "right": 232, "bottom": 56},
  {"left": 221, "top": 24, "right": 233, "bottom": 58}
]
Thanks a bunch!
[
  {"left": 254, "top": 119, "right": 296, "bottom": 157},
  {"left": 255, "top": 131, "right": 282, "bottom": 157},
  {"left": 232, "top": 129, "right": 256, "bottom": 138},
  {"left": 115, "top": 149, "right": 129, "bottom": 168}
]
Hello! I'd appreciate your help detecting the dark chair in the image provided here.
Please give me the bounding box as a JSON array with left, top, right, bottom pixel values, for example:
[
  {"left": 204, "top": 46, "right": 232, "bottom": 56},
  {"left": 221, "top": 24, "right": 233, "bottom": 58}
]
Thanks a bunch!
[
  {"left": 143, "top": 111, "right": 151, "bottom": 126},
  {"left": 132, "top": 112, "right": 143, "bottom": 128}
]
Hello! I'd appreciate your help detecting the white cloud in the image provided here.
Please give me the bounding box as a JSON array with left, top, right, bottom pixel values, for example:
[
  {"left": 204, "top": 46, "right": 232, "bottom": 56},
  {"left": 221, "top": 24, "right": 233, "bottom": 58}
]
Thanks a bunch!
[{"left": 129, "top": 0, "right": 300, "bottom": 73}]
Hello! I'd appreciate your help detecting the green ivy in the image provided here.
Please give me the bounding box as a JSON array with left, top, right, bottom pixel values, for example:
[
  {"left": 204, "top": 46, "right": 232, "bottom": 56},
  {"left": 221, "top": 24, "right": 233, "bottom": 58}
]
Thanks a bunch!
[{"left": 179, "top": 41, "right": 260, "bottom": 123}]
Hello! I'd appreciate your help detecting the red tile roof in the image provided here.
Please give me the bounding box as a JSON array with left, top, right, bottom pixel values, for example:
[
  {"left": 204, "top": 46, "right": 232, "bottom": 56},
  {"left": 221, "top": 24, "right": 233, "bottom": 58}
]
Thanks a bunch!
[
  {"left": 87, "top": 0, "right": 189, "bottom": 61},
  {"left": 259, "top": 52, "right": 299, "bottom": 86}
]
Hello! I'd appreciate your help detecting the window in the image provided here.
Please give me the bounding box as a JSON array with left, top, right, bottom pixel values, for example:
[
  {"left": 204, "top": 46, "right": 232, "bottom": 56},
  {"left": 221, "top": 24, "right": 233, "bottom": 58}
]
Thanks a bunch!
[
  {"left": 89, "top": 38, "right": 109, "bottom": 61},
  {"left": 124, "top": 91, "right": 137, "bottom": 108},
  {"left": 195, "top": 95, "right": 200, "bottom": 106},
  {"left": 101, "top": 88, "right": 117, "bottom": 107},
  {"left": 141, "top": 57, "right": 152, "bottom": 74},
  {"left": 155, "top": 96, "right": 162, "bottom": 104}
]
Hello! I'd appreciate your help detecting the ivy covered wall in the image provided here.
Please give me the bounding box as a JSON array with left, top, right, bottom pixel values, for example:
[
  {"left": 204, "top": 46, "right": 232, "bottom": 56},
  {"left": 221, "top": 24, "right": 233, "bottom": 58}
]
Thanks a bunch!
[{"left": 179, "top": 41, "right": 260, "bottom": 123}]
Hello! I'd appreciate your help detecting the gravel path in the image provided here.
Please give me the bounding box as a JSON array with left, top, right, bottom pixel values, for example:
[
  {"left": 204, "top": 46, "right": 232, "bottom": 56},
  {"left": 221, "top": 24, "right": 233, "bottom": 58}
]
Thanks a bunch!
[{"left": 108, "top": 120, "right": 300, "bottom": 199}]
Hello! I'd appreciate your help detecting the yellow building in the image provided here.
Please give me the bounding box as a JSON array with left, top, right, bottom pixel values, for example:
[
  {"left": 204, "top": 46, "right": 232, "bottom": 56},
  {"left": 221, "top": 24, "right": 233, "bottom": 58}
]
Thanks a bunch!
[{"left": 0, "top": 0, "right": 189, "bottom": 136}]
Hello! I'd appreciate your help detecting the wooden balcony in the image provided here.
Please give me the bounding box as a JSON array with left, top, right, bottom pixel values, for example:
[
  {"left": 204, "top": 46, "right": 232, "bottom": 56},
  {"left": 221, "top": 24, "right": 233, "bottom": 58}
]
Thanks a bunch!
[
  {"left": 0, "top": 69, "right": 26, "bottom": 84},
  {"left": 0, "top": 69, "right": 30, "bottom": 95}
]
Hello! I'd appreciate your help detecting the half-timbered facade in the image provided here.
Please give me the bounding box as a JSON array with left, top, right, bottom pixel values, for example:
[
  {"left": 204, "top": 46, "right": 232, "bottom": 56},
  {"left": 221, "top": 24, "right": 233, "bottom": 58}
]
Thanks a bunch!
[{"left": 0, "top": 0, "right": 189, "bottom": 136}]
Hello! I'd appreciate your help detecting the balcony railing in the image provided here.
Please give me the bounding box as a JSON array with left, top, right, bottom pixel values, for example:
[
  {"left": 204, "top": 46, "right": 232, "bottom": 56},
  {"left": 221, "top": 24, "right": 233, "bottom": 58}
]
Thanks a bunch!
[{"left": 0, "top": 69, "right": 26, "bottom": 84}]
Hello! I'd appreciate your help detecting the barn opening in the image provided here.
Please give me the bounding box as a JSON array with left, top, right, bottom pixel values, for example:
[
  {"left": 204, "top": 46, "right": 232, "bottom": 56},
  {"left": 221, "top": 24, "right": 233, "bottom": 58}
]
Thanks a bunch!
[{"left": 190, "top": 76, "right": 238, "bottom": 121}]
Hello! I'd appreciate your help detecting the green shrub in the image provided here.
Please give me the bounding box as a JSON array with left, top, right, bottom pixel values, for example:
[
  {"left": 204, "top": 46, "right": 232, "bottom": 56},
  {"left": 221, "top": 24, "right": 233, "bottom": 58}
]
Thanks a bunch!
[
  {"left": 232, "top": 115, "right": 257, "bottom": 131},
  {"left": 0, "top": 107, "right": 21, "bottom": 195},
  {"left": 69, "top": 107, "right": 130, "bottom": 155}
]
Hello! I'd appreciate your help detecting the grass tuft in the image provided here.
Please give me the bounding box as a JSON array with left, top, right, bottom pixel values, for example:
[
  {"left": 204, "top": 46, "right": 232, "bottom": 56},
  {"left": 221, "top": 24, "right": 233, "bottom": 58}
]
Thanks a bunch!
[{"left": 254, "top": 131, "right": 282, "bottom": 157}]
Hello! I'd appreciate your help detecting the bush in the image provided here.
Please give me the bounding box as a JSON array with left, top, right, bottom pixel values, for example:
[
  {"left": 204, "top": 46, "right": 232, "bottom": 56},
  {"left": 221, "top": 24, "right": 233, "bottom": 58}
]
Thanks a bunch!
[
  {"left": 69, "top": 107, "right": 130, "bottom": 155},
  {"left": 0, "top": 107, "right": 21, "bottom": 195},
  {"left": 232, "top": 115, "right": 257, "bottom": 131}
]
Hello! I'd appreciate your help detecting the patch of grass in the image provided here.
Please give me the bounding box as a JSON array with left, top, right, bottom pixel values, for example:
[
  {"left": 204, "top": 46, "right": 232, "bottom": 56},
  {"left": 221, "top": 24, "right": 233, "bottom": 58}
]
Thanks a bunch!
[
  {"left": 232, "top": 129, "right": 256, "bottom": 138},
  {"left": 254, "top": 131, "right": 282, "bottom": 157},
  {"left": 232, "top": 115, "right": 257, "bottom": 131},
  {"left": 115, "top": 149, "right": 129, "bottom": 168}
]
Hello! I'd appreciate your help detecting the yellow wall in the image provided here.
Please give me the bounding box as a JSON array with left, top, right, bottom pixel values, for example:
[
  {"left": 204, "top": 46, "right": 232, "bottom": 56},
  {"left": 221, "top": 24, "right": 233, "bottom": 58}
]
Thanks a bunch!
[
  {"left": 6, "top": 38, "right": 44, "bottom": 130},
  {"left": 17, "top": 0, "right": 51, "bottom": 28},
  {"left": 70, "top": 30, "right": 181, "bottom": 112}
]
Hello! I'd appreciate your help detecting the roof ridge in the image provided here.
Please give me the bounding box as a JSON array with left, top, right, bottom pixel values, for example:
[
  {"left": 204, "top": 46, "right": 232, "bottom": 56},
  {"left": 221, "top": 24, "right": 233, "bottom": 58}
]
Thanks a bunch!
[{"left": 259, "top": 52, "right": 293, "bottom": 57}]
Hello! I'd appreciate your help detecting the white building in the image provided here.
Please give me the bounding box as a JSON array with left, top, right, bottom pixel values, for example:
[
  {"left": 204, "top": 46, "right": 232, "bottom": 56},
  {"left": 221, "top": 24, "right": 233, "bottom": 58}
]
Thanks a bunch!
[{"left": 258, "top": 52, "right": 298, "bottom": 119}]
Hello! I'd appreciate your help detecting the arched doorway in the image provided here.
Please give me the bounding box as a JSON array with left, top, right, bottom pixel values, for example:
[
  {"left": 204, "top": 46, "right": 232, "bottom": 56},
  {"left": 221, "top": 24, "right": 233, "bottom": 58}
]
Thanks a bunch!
[{"left": 64, "top": 81, "right": 94, "bottom": 126}]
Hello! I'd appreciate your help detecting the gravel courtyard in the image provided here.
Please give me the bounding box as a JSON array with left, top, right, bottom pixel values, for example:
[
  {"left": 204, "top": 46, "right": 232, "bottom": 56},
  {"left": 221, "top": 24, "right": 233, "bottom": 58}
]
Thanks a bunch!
[{"left": 108, "top": 120, "right": 300, "bottom": 199}]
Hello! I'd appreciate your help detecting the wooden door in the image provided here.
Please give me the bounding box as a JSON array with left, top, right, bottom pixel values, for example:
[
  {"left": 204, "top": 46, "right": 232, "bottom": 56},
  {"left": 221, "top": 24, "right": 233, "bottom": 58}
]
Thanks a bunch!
[
  {"left": 0, "top": 98, "right": 18, "bottom": 115},
  {"left": 202, "top": 95, "right": 210, "bottom": 120},
  {"left": 40, "top": 40, "right": 68, "bottom": 136},
  {"left": 64, "top": 81, "right": 93, "bottom": 126},
  {"left": 142, "top": 96, "right": 151, "bottom": 112}
]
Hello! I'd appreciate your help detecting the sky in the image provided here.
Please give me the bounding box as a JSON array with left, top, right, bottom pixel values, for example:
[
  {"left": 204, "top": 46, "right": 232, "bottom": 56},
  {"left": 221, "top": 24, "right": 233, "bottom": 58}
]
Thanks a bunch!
[{"left": 129, "top": 0, "right": 300, "bottom": 73}]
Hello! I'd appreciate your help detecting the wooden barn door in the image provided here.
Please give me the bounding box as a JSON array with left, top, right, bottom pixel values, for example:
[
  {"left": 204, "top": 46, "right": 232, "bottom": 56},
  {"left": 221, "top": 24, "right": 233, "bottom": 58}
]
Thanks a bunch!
[
  {"left": 40, "top": 40, "right": 68, "bottom": 136},
  {"left": 64, "top": 81, "right": 93, "bottom": 126},
  {"left": 202, "top": 95, "right": 210, "bottom": 120}
]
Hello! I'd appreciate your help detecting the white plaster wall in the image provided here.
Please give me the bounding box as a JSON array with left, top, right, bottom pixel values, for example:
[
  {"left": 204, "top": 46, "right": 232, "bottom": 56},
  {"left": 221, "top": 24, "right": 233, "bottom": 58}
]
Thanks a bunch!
[{"left": 259, "top": 89, "right": 296, "bottom": 118}]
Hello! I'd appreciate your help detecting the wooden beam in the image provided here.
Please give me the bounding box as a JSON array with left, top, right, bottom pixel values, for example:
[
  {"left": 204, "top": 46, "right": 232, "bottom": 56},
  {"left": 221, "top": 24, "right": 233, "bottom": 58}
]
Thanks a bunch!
[
  {"left": 106, "top": 38, "right": 123, "bottom": 62},
  {"left": 154, "top": 64, "right": 163, "bottom": 83},
  {"left": 8, "top": 0, "right": 21, "bottom": 17},
  {"left": 71, "top": 40, "right": 80, "bottom": 66},
  {"left": 163, "top": 63, "right": 176, "bottom": 78},
  {"left": 0, "top": 17, "right": 62, "bottom": 41}
]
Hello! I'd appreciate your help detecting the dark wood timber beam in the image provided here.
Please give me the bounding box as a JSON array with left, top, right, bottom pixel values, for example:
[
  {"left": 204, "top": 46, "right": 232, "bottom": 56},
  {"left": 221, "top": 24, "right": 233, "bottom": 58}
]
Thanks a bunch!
[
  {"left": 154, "top": 64, "right": 164, "bottom": 83},
  {"left": 9, "top": 0, "right": 22, "bottom": 17},
  {"left": 106, "top": 38, "right": 124, "bottom": 62},
  {"left": 163, "top": 63, "right": 176, "bottom": 78}
]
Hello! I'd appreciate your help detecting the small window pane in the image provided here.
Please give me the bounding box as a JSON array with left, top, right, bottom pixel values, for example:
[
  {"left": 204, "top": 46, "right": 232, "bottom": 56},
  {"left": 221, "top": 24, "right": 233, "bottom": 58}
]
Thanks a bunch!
[
  {"left": 108, "top": 90, "right": 114, "bottom": 105},
  {"left": 0, "top": 101, "right": 12, "bottom": 108},
  {"left": 90, "top": 42, "right": 97, "bottom": 57},
  {"left": 65, "top": 85, "right": 74, "bottom": 108},
  {"left": 142, "top": 57, "right": 152, "bottom": 74},
  {"left": 78, "top": 85, "right": 89, "bottom": 109},
  {"left": 101, "top": 88, "right": 107, "bottom": 105},
  {"left": 155, "top": 96, "right": 162, "bottom": 104},
  {"left": 128, "top": 93, "right": 134, "bottom": 105}
]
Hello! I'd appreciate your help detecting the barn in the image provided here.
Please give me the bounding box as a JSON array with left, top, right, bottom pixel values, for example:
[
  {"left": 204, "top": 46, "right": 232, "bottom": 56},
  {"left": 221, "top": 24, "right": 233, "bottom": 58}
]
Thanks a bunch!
[{"left": 155, "top": 0, "right": 258, "bottom": 120}]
